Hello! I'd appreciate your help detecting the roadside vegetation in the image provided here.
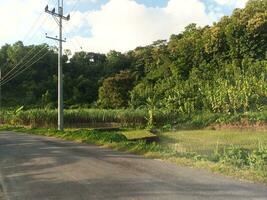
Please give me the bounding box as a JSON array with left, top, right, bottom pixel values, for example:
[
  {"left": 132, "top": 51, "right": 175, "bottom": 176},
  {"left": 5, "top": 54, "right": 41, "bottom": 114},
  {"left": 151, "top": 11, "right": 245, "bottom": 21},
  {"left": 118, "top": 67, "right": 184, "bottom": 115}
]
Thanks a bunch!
[{"left": 0, "top": 108, "right": 266, "bottom": 129}]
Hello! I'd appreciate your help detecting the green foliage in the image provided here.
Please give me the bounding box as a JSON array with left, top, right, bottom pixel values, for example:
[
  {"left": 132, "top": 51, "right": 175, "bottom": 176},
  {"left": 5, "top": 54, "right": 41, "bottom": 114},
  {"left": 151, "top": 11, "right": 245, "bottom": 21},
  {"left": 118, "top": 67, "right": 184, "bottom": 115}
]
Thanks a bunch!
[
  {"left": 15, "top": 106, "right": 24, "bottom": 114},
  {"left": 145, "top": 97, "right": 156, "bottom": 129},
  {"left": 1, "top": 109, "right": 148, "bottom": 127},
  {"left": 78, "top": 130, "right": 128, "bottom": 143},
  {"left": 219, "top": 146, "right": 267, "bottom": 170},
  {"left": 248, "top": 148, "right": 267, "bottom": 170},
  {"left": 1, "top": 108, "right": 266, "bottom": 130},
  {"left": 98, "top": 71, "right": 134, "bottom": 109},
  {"left": 220, "top": 147, "right": 251, "bottom": 168},
  {"left": 129, "top": 1, "right": 267, "bottom": 114}
]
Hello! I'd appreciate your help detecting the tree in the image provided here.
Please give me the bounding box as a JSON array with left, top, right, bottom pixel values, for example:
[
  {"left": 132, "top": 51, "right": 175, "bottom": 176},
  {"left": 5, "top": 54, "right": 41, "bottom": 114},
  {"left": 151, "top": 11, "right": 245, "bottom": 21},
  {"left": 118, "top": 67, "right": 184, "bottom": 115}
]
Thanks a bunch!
[{"left": 98, "top": 71, "right": 134, "bottom": 109}]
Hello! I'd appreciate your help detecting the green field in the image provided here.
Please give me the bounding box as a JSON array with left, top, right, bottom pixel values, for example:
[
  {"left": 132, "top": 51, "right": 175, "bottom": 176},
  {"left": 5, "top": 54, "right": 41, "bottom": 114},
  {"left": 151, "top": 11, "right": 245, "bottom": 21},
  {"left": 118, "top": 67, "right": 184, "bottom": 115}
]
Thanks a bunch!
[{"left": 159, "top": 130, "right": 267, "bottom": 156}]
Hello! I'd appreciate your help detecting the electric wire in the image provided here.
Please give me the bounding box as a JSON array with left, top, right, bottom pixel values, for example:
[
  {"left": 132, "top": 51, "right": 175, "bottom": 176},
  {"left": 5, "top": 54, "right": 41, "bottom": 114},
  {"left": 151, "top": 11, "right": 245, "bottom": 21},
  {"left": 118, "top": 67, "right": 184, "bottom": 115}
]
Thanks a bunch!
[
  {"left": 67, "top": 0, "right": 81, "bottom": 14},
  {"left": 0, "top": 46, "right": 50, "bottom": 86},
  {"left": 0, "top": 0, "right": 69, "bottom": 87},
  {"left": 0, "top": 2, "right": 48, "bottom": 75},
  {"left": 22, "top": 13, "right": 45, "bottom": 44},
  {"left": 0, "top": 9, "right": 59, "bottom": 85},
  {"left": 0, "top": 50, "right": 50, "bottom": 87},
  {"left": 64, "top": 0, "right": 85, "bottom": 51},
  {"left": 62, "top": 25, "right": 82, "bottom": 52},
  {"left": 0, "top": 28, "right": 58, "bottom": 86},
  {"left": 1, "top": 11, "right": 60, "bottom": 83},
  {"left": 1, "top": 13, "right": 50, "bottom": 81}
]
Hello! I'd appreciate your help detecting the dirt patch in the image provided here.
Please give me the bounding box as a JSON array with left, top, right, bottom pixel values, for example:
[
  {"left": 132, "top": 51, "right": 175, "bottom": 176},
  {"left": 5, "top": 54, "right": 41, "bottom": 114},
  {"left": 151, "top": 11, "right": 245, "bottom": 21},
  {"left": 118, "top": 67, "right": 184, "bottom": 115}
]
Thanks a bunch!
[{"left": 209, "top": 121, "right": 267, "bottom": 132}]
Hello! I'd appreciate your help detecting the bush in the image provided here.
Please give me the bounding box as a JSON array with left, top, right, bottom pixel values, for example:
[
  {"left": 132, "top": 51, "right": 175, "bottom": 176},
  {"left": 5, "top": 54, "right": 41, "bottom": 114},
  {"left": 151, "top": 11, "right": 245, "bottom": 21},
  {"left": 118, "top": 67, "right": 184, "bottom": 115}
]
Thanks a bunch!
[
  {"left": 248, "top": 148, "right": 267, "bottom": 170},
  {"left": 220, "top": 147, "right": 250, "bottom": 168},
  {"left": 219, "top": 146, "right": 267, "bottom": 170}
]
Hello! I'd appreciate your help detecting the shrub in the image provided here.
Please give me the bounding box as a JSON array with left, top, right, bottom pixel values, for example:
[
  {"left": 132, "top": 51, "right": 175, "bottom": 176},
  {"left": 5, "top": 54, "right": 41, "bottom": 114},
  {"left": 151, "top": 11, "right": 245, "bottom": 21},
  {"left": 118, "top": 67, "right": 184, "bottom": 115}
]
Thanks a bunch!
[{"left": 219, "top": 146, "right": 267, "bottom": 170}]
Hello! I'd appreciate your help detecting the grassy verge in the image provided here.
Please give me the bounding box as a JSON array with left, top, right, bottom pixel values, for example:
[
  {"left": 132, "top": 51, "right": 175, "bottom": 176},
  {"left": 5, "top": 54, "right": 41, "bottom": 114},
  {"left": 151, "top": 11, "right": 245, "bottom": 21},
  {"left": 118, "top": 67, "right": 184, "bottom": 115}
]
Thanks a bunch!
[{"left": 0, "top": 125, "right": 266, "bottom": 184}]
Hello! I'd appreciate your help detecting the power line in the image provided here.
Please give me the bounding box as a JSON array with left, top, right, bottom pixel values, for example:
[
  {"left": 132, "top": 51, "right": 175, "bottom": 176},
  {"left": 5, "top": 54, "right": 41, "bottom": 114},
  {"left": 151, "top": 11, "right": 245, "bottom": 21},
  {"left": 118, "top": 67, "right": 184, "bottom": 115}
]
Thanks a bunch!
[
  {"left": 0, "top": 51, "right": 50, "bottom": 87},
  {"left": 1, "top": 14, "right": 50, "bottom": 81},
  {"left": 0, "top": 11, "right": 46, "bottom": 75},
  {"left": 63, "top": 0, "right": 87, "bottom": 52},
  {"left": 22, "top": 0, "right": 54, "bottom": 44},
  {"left": 0, "top": 42, "right": 57, "bottom": 87},
  {"left": 22, "top": 12, "right": 45, "bottom": 44},
  {"left": 1, "top": 45, "right": 43, "bottom": 81},
  {"left": 0, "top": 46, "right": 50, "bottom": 86},
  {"left": 65, "top": 0, "right": 83, "bottom": 51},
  {"left": 0, "top": 0, "right": 56, "bottom": 113},
  {"left": 0, "top": 45, "right": 48, "bottom": 82},
  {"left": 0, "top": 0, "right": 68, "bottom": 87},
  {"left": 1, "top": 9, "right": 63, "bottom": 83},
  {"left": 62, "top": 25, "right": 83, "bottom": 52},
  {"left": 68, "top": 0, "right": 81, "bottom": 14},
  {"left": 1, "top": 24, "right": 59, "bottom": 84}
]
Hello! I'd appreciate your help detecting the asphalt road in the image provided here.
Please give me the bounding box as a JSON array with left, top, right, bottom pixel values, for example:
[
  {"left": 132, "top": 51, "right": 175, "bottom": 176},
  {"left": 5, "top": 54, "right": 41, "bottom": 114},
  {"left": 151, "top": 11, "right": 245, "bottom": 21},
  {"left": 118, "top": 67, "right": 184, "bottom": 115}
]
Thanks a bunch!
[{"left": 0, "top": 132, "right": 266, "bottom": 200}]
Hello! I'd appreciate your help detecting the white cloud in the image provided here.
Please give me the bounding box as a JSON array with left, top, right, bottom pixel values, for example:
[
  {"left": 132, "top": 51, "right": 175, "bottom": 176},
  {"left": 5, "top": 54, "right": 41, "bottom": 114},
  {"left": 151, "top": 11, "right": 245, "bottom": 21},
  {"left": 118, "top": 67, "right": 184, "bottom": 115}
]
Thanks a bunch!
[
  {"left": 65, "top": 11, "right": 89, "bottom": 33},
  {"left": 0, "top": 0, "right": 226, "bottom": 53},
  {"left": 66, "top": 0, "right": 221, "bottom": 53},
  {"left": 214, "top": 0, "right": 249, "bottom": 8},
  {"left": 0, "top": 0, "right": 84, "bottom": 47}
]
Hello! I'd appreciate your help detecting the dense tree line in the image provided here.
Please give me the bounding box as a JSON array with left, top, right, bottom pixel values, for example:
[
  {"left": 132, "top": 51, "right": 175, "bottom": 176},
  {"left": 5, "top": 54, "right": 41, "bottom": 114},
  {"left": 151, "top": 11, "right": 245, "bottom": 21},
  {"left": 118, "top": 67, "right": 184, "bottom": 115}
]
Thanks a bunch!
[{"left": 0, "top": 0, "right": 266, "bottom": 114}]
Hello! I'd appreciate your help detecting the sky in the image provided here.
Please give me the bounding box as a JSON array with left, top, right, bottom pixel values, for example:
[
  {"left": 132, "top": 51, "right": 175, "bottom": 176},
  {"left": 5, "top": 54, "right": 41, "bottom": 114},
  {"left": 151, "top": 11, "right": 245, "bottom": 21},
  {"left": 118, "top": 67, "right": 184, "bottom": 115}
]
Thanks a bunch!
[{"left": 0, "top": 0, "right": 249, "bottom": 53}]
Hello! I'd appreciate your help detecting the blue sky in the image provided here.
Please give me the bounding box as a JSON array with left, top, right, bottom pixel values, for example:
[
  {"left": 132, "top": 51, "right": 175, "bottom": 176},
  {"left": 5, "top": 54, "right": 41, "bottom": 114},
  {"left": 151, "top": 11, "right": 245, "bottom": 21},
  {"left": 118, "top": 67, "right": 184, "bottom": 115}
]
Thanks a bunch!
[
  {"left": 0, "top": 0, "right": 248, "bottom": 53},
  {"left": 65, "top": 0, "right": 233, "bottom": 13},
  {"left": 65, "top": 0, "right": 238, "bottom": 17},
  {"left": 67, "top": 0, "right": 237, "bottom": 15}
]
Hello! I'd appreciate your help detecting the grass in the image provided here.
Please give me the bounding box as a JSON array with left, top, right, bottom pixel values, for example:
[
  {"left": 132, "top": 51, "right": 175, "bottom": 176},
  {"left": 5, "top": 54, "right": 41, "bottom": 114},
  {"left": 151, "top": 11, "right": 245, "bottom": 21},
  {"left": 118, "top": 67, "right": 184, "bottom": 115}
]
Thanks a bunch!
[
  {"left": 159, "top": 130, "right": 267, "bottom": 155},
  {"left": 1, "top": 108, "right": 266, "bottom": 129},
  {"left": 0, "top": 125, "right": 266, "bottom": 184},
  {"left": 122, "top": 130, "right": 156, "bottom": 140},
  {"left": 0, "top": 109, "right": 154, "bottom": 128}
]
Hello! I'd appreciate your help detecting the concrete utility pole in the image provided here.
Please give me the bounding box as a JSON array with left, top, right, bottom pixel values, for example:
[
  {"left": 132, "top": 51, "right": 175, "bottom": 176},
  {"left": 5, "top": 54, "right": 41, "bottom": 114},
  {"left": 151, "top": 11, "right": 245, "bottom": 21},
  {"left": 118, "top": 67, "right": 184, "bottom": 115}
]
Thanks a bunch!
[
  {"left": 0, "top": 68, "right": 2, "bottom": 121},
  {"left": 45, "top": 0, "right": 70, "bottom": 131}
]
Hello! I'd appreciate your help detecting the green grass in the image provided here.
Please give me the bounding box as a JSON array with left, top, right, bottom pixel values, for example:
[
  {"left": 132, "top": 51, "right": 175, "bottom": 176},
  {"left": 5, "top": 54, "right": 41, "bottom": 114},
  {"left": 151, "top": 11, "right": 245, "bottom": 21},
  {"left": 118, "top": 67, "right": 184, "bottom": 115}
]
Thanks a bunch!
[
  {"left": 0, "top": 109, "right": 153, "bottom": 128},
  {"left": 0, "top": 125, "right": 266, "bottom": 184},
  {"left": 1, "top": 109, "right": 266, "bottom": 129},
  {"left": 159, "top": 130, "right": 267, "bottom": 155},
  {"left": 122, "top": 130, "right": 156, "bottom": 140}
]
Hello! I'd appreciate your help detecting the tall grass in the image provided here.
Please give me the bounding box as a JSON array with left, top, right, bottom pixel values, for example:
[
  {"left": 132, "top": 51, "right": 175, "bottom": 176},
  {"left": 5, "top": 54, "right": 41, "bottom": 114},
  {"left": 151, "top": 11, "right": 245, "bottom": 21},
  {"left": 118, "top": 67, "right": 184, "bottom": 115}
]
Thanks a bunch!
[
  {"left": 0, "top": 109, "right": 176, "bottom": 128},
  {"left": 0, "top": 108, "right": 266, "bottom": 128}
]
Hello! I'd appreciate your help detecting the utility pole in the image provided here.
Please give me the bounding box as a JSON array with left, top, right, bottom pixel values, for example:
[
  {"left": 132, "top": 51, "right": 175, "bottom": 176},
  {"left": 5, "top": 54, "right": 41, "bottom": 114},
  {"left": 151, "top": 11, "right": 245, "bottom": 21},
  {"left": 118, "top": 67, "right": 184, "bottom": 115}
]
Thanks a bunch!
[
  {"left": 0, "top": 68, "right": 2, "bottom": 124},
  {"left": 45, "top": 0, "right": 70, "bottom": 131}
]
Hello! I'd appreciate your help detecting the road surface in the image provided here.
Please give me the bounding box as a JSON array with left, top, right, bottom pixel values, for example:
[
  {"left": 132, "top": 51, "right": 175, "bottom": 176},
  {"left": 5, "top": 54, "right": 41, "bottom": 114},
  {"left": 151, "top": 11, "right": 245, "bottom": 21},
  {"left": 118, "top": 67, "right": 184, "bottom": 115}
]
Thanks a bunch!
[{"left": 0, "top": 132, "right": 266, "bottom": 200}]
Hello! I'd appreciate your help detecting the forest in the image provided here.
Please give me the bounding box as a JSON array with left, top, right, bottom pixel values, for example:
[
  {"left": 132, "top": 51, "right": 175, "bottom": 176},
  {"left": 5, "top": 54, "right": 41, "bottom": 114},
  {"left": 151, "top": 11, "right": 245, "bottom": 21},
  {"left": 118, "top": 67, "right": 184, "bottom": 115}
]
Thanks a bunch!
[{"left": 0, "top": 0, "right": 266, "bottom": 116}]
